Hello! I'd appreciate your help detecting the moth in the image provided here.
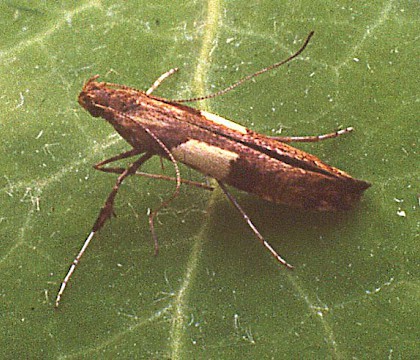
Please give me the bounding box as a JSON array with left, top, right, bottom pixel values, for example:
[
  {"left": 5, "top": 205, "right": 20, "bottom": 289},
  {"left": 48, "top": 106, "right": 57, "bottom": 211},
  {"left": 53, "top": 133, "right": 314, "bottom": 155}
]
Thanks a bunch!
[{"left": 55, "top": 31, "right": 370, "bottom": 307}]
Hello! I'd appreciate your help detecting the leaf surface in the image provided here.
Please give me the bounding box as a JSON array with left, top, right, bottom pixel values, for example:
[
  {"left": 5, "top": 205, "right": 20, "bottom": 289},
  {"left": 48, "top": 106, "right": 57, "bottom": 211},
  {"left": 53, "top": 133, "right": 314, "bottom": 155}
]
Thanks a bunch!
[{"left": 1, "top": 1, "right": 418, "bottom": 358}]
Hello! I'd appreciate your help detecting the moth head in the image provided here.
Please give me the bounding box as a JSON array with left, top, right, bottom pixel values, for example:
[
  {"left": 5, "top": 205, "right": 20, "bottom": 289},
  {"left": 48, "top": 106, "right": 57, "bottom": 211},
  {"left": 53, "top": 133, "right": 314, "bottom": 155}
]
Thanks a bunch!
[
  {"left": 78, "top": 76, "right": 110, "bottom": 117},
  {"left": 79, "top": 75, "right": 141, "bottom": 120}
]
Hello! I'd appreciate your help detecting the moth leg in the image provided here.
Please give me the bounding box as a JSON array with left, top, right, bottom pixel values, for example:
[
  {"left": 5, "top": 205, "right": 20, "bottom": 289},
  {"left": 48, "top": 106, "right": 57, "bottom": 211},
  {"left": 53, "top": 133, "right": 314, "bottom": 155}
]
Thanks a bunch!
[
  {"left": 217, "top": 181, "right": 293, "bottom": 269},
  {"left": 148, "top": 177, "right": 181, "bottom": 256},
  {"left": 102, "top": 169, "right": 214, "bottom": 190},
  {"left": 92, "top": 152, "right": 153, "bottom": 232},
  {"left": 99, "top": 68, "right": 179, "bottom": 95},
  {"left": 268, "top": 127, "right": 353, "bottom": 143},
  {"left": 94, "top": 151, "right": 213, "bottom": 190},
  {"left": 146, "top": 68, "right": 179, "bottom": 95},
  {"left": 93, "top": 148, "right": 143, "bottom": 170},
  {"left": 95, "top": 108, "right": 183, "bottom": 257},
  {"left": 94, "top": 149, "right": 188, "bottom": 185},
  {"left": 55, "top": 152, "right": 153, "bottom": 308}
]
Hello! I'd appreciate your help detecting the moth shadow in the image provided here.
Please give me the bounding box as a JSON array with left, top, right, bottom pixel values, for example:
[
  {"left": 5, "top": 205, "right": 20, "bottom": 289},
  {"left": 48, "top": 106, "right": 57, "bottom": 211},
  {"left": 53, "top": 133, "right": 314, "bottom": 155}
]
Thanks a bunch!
[{"left": 209, "top": 190, "right": 365, "bottom": 254}]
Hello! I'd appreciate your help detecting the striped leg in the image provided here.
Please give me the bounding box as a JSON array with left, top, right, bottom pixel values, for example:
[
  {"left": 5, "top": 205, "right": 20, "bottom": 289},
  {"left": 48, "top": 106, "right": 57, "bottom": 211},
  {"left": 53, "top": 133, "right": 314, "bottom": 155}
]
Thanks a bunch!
[
  {"left": 268, "top": 127, "right": 354, "bottom": 143},
  {"left": 146, "top": 68, "right": 179, "bottom": 95},
  {"left": 217, "top": 181, "right": 293, "bottom": 269},
  {"left": 55, "top": 153, "right": 153, "bottom": 308}
]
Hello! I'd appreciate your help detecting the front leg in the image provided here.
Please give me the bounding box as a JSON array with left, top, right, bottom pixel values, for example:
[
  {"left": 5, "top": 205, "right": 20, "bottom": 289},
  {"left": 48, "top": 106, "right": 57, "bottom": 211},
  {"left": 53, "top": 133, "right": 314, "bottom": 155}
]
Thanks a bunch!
[
  {"left": 92, "top": 153, "right": 153, "bottom": 232},
  {"left": 146, "top": 68, "right": 179, "bottom": 95},
  {"left": 55, "top": 152, "right": 153, "bottom": 308}
]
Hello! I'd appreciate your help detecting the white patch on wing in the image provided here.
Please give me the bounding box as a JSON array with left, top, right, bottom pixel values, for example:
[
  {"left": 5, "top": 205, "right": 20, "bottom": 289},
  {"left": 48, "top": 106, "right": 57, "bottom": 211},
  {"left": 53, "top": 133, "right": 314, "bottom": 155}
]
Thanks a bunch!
[
  {"left": 200, "top": 110, "right": 247, "bottom": 134},
  {"left": 172, "top": 139, "right": 239, "bottom": 179}
]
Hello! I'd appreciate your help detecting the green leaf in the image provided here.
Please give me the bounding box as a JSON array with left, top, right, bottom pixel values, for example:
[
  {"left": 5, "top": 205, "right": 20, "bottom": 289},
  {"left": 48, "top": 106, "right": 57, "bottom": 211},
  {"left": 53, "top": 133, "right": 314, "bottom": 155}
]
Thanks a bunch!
[{"left": 1, "top": 1, "right": 418, "bottom": 358}]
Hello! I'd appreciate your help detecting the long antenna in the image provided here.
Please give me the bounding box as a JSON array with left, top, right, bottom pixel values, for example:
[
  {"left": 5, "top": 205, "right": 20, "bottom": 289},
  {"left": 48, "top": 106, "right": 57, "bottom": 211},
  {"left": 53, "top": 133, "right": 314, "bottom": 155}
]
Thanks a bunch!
[{"left": 174, "top": 31, "right": 314, "bottom": 103}]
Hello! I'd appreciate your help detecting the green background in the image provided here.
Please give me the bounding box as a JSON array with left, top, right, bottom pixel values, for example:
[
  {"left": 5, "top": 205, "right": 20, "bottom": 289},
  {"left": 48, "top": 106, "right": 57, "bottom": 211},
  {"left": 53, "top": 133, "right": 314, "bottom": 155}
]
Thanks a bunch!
[{"left": 1, "top": 1, "right": 418, "bottom": 359}]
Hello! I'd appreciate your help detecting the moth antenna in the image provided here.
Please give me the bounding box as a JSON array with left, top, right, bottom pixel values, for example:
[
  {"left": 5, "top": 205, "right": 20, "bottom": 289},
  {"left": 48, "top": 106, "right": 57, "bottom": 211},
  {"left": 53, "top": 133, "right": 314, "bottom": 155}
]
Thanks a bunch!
[
  {"left": 55, "top": 231, "right": 96, "bottom": 308},
  {"left": 175, "top": 31, "right": 314, "bottom": 103}
]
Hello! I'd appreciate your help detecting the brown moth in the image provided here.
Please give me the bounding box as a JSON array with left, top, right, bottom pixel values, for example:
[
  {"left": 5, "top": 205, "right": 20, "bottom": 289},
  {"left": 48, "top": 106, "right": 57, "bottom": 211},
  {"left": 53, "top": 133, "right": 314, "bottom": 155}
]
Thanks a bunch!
[{"left": 55, "top": 31, "right": 370, "bottom": 307}]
